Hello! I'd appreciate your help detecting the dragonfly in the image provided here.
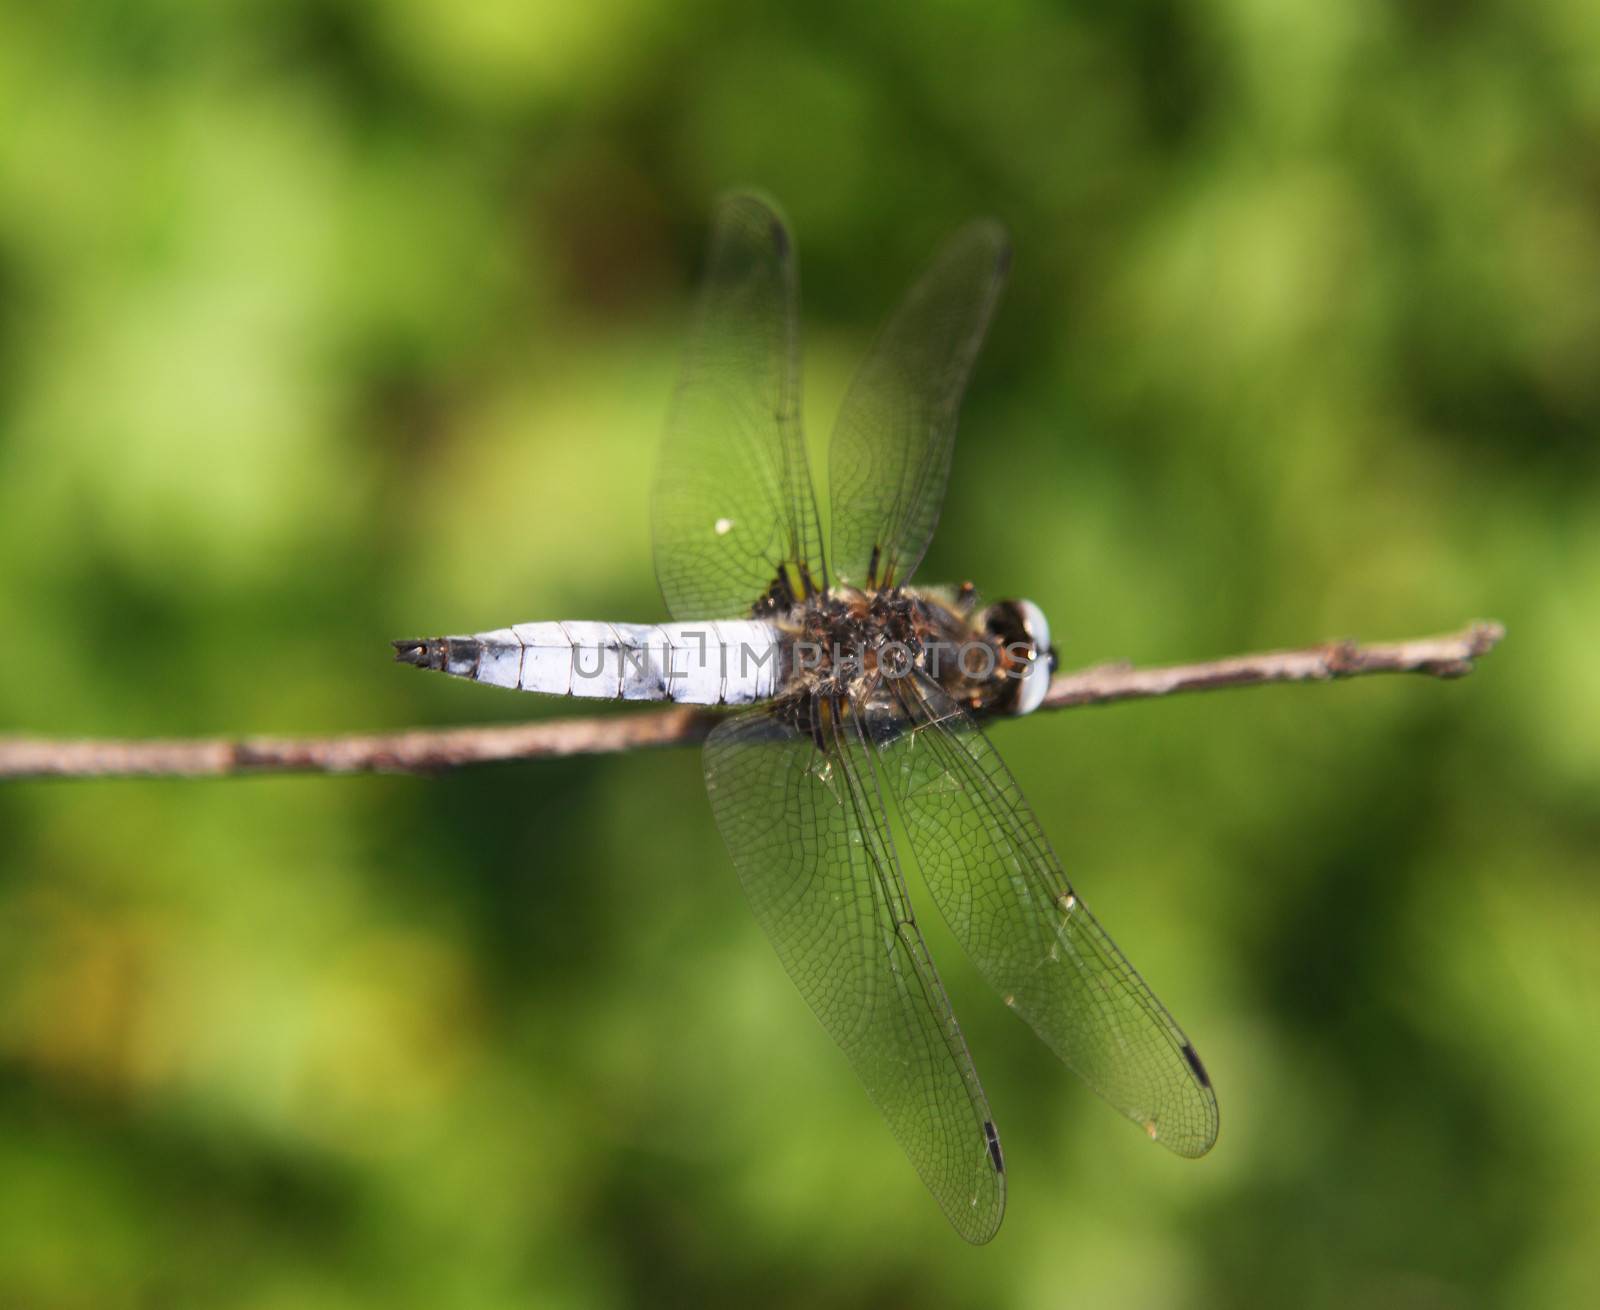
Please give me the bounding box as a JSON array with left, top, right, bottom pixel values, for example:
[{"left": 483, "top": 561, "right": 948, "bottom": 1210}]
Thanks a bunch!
[{"left": 394, "top": 193, "right": 1218, "bottom": 1241}]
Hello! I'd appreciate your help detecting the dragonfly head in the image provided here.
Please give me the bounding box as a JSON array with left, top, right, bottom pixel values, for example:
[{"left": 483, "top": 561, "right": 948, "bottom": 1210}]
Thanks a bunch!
[{"left": 979, "top": 598, "right": 1054, "bottom": 716}]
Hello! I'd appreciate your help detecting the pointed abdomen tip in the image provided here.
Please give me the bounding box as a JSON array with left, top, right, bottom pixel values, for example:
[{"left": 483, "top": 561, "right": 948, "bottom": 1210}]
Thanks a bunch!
[{"left": 392, "top": 638, "right": 432, "bottom": 668}]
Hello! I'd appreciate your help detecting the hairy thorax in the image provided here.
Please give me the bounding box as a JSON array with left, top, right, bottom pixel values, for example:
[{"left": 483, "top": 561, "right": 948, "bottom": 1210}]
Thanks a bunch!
[{"left": 779, "top": 585, "right": 1036, "bottom": 716}]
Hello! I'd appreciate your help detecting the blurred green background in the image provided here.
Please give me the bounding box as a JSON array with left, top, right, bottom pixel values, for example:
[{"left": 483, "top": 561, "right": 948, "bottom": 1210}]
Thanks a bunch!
[{"left": 2, "top": 2, "right": 1598, "bottom": 1307}]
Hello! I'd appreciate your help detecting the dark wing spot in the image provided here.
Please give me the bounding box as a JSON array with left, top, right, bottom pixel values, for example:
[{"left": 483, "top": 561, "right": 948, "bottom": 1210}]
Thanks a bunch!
[
  {"left": 984, "top": 1120, "right": 1004, "bottom": 1173},
  {"left": 759, "top": 566, "right": 798, "bottom": 615},
  {"left": 770, "top": 217, "right": 789, "bottom": 257},
  {"left": 994, "top": 241, "right": 1013, "bottom": 278},
  {"left": 796, "top": 561, "right": 819, "bottom": 599},
  {"left": 1180, "top": 1041, "right": 1212, "bottom": 1089}
]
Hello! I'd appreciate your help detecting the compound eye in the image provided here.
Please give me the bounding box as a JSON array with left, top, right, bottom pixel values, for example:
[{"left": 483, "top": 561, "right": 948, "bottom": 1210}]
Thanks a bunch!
[
  {"left": 1007, "top": 599, "right": 1053, "bottom": 715},
  {"left": 1016, "top": 651, "right": 1051, "bottom": 715},
  {"left": 1013, "top": 599, "right": 1051, "bottom": 656}
]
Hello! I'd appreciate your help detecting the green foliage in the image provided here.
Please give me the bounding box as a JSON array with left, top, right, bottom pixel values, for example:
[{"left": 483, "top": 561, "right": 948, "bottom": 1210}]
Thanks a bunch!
[{"left": 2, "top": 1, "right": 1598, "bottom": 1305}]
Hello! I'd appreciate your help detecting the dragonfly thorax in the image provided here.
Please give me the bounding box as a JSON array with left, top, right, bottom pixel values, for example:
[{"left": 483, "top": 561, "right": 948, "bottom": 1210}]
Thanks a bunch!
[{"left": 782, "top": 587, "right": 1054, "bottom": 717}]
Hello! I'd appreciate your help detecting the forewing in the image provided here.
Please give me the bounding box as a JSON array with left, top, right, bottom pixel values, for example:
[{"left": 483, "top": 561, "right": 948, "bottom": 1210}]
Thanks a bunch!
[
  {"left": 654, "top": 193, "right": 826, "bottom": 620},
  {"left": 870, "top": 675, "right": 1219, "bottom": 1157},
  {"left": 827, "top": 221, "right": 1010, "bottom": 591},
  {"left": 703, "top": 699, "right": 1006, "bottom": 1242}
]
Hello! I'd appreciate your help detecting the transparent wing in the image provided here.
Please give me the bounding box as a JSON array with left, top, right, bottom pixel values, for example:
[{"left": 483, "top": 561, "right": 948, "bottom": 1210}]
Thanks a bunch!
[
  {"left": 703, "top": 698, "right": 1006, "bottom": 1242},
  {"left": 827, "top": 221, "right": 1010, "bottom": 591},
  {"left": 654, "top": 193, "right": 826, "bottom": 620},
  {"left": 869, "top": 674, "right": 1219, "bottom": 1157}
]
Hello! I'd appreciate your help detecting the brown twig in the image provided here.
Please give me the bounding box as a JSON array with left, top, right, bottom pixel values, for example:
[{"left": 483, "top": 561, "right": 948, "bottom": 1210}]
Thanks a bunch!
[{"left": 0, "top": 621, "right": 1503, "bottom": 780}]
